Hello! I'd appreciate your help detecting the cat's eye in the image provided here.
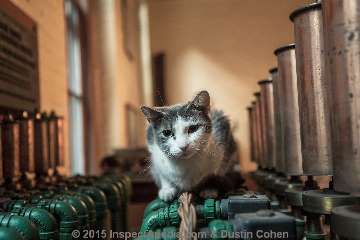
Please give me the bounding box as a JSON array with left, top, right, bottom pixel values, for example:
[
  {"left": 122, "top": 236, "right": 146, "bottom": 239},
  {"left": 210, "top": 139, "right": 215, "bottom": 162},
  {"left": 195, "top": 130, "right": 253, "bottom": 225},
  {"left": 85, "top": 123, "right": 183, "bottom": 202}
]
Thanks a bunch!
[
  {"left": 162, "top": 129, "right": 172, "bottom": 137},
  {"left": 188, "top": 125, "right": 200, "bottom": 134}
]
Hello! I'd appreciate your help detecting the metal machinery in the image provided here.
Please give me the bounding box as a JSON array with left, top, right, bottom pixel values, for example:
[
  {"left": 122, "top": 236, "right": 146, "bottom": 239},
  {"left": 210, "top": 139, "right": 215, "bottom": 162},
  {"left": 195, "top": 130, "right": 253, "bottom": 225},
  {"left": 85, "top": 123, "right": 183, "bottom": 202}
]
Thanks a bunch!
[
  {"left": 0, "top": 111, "right": 132, "bottom": 240},
  {"left": 129, "top": 1, "right": 360, "bottom": 239},
  {"left": 251, "top": 1, "right": 360, "bottom": 240}
]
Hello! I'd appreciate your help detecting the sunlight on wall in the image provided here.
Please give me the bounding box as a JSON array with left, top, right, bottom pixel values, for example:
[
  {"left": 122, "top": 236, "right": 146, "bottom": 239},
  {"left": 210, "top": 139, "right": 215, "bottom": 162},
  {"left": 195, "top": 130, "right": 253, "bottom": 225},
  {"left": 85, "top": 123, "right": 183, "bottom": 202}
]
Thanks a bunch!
[{"left": 167, "top": 48, "right": 257, "bottom": 171}]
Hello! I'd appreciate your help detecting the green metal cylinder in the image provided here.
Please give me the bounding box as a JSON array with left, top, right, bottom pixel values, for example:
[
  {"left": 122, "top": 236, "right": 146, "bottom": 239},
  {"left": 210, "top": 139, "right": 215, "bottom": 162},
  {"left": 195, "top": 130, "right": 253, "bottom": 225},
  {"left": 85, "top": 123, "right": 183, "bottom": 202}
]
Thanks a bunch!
[
  {"left": 0, "top": 213, "right": 38, "bottom": 240},
  {"left": 54, "top": 194, "right": 89, "bottom": 231},
  {"left": 208, "top": 220, "right": 234, "bottom": 240},
  {"left": 94, "top": 181, "right": 122, "bottom": 232},
  {"left": 73, "top": 192, "right": 96, "bottom": 229},
  {"left": 101, "top": 176, "right": 128, "bottom": 231},
  {"left": 143, "top": 198, "right": 168, "bottom": 218},
  {"left": 140, "top": 201, "right": 180, "bottom": 233},
  {"left": 76, "top": 186, "right": 110, "bottom": 232},
  {"left": 7, "top": 205, "right": 58, "bottom": 239},
  {"left": 0, "top": 226, "right": 26, "bottom": 240},
  {"left": 31, "top": 198, "right": 79, "bottom": 240}
]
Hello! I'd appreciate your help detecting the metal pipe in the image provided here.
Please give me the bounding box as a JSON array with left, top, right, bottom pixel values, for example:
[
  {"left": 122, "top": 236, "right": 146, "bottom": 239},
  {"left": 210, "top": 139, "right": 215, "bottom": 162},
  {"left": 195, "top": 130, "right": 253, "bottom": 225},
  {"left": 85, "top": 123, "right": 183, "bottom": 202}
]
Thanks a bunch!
[
  {"left": 291, "top": 2, "right": 333, "bottom": 176},
  {"left": 254, "top": 92, "right": 264, "bottom": 168},
  {"left": 270, "top": 68, "right": 286, "bottom": 174},
  {"left": 247, "top": 105, "right": 256, "bottom": 163},
  {"left": 258, "top": 80, "right": 276, "bottom": 170},
  {"left": 1, "top": 114, "right": 21, "bottom": 186},
  {"left": 250, "top": 101, "right": 259, "bottom": 165},
  {"left": 49, "top": 111, "right": 65, "bottom": 174},
  {"left": 274, "top": 44, "right": 303, "bottom": 176},
  {"left": 18, "top": 111, "right": 35, "bottom": 175},
  {"left": 34, "top": 112, "right": 49, "bottom": 180},
  {"left": 322, "top": 0, "right": 360, "bottom": 194}
]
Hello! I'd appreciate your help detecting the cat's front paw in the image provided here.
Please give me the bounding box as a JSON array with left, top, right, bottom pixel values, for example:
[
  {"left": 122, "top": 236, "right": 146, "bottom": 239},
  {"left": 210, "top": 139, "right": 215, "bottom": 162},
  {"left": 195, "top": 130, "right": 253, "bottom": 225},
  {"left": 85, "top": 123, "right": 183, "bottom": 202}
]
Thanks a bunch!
[{"left": 159, "top": 187, "right": 177, "bottom": 202}]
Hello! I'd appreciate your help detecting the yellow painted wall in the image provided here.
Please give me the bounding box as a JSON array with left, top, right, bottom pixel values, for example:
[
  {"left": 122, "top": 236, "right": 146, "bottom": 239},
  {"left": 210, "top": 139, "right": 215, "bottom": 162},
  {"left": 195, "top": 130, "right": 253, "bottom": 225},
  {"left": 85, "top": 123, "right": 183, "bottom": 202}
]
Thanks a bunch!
[
  {"left": 10, "top": 0, "right": 70, "bottom": 173},
  {"left": 87, "top": 0, "right": 144, "bottom": 174},
  {"left": 149, "top": 0, "right": 309, "bottom": 172}
]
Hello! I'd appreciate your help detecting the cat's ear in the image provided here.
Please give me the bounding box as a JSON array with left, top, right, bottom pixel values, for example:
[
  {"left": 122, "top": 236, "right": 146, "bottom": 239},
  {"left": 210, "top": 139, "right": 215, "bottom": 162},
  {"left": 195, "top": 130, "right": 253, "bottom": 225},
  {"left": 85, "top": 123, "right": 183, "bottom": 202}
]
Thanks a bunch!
[
  {"left": 141, "top": 106, "right": 163, "bottom": 123},
  {"left": 189, "top": 90, "right": 210, "bottom": 113}
]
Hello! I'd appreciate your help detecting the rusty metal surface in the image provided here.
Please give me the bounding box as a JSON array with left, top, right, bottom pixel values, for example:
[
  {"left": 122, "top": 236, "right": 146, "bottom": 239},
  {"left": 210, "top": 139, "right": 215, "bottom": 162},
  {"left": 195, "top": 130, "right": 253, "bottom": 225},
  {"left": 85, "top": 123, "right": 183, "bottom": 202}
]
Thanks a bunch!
[
  {"left": 275, "top": 45, "right": 303, "bottom": 176},
  {"left": 18, "top": 111, "right": 35, "bottom": 174},
  {"left": 1, "top": 115, "right": 20, "bottom": 180},
  {"left": 259, "top": 80, "right": 276, "bottom": 169},
  {"left": 254, "top": 92, "right": 264, "bottom": 168},
  {"left": 292, "top": 3, "right": 333, "bottom": 176},
  {"left": 270, "top": 68, "right": 286, "bottom": 174},
  {"left": 323, "top": 0, "right": 360, "bottom": 193}
]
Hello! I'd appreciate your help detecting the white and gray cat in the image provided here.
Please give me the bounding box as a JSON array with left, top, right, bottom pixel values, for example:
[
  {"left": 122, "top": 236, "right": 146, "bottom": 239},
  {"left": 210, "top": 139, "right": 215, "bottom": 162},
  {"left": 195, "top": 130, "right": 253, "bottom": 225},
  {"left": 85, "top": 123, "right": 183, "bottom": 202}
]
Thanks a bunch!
[{"left": 141, "top": 91, "right": 238, "bottom": 201}]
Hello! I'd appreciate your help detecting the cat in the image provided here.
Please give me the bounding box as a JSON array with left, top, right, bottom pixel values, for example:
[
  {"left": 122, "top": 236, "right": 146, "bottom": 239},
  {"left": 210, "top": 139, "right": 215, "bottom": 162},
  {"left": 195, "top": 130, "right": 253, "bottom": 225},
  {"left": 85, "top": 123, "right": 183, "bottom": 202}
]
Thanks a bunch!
[{"left": 140, "top": 90, "right": 239, "bottom": 201}]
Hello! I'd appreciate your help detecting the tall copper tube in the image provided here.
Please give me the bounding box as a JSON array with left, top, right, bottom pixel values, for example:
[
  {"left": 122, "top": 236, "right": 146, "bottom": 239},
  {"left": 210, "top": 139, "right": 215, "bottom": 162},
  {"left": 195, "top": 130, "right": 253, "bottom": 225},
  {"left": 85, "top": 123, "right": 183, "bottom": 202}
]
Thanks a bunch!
[
  {"left": 49, "top": 111, "right": 65, "bottom": 170},
  {"left": 247, "top": 105, "right": 255, "bottom": 163},
  {"left": 322, "top": 0, "right": 360, "bottom": 193},
  {"left": 259, "top": 80, "right": 276, "bottom": 170},
  {"left": 251, "top": 101, "right": 258, "bottom": 164},
  {"left": 34, "top": 112, "right": 49, "bottom": 177},
  {"left": 1, "top": 115, "right": 20, "bottom": 182},
  {"left": 0, "top": 126, "right": 3, "bottom": 184},
  {"left": 18, "top": 112, "right": 35, "bottom": 175},
  {"left": 270, "top": 68, "right": 285, "bottom": 174},
  {"left": 254, "top": 92, "right": 264, "bottom": 168},
  {"left": 275, "top": 44, "right": 303, "bottom": 176},
  {"left": 290, "top": 2, "right": 333, "bottom": 176}
]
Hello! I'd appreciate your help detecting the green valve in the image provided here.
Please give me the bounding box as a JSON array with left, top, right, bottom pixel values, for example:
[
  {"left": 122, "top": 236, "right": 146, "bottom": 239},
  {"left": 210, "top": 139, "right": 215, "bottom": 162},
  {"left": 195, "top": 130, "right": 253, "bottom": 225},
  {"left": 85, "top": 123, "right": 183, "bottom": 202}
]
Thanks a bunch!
[
  {"left": 95, "top": 180, "right": 122, "bottom": 232},
  {"left": 0, "top": 226, "right": 26, "bottom": 240},
  {"left": 144, "top": 198, "right": 169, "bottom": 218},
  {"left": 31, "top": 198, "right": 79, "bottom": 240},
  {"left": 54, "top": 194, "right": 89, "bottom": 231},
  {"left": 101, "top": 176, "right": 128, "bottom": 231},
  {"left": 74, "top": 192, "right": 97, "bottom": 229},
  {"left": 140, "top": 202, "right": 180, "bottom": 233},
  {"left": 9, "top": 206, "right": 58, "bottom": 240},
  {"left": 208, "top": 220, "right": 234, "bottom": 240},
  {"left": 0, "top": 213, "right": 38, "bottom": 240},
  {"left": 76, "top": 186, "right": 110, "bottom": 231},
  {"left": 197, "top": 199, "right": 221, "bottom": 223}
]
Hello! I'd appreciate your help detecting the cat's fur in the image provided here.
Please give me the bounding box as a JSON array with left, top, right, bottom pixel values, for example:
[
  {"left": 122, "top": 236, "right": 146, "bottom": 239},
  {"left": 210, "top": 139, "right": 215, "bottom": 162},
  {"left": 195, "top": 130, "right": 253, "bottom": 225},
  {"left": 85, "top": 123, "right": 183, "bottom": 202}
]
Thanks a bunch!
[{"left": 141, "top": 91, "right": 238, "bottom": 201}]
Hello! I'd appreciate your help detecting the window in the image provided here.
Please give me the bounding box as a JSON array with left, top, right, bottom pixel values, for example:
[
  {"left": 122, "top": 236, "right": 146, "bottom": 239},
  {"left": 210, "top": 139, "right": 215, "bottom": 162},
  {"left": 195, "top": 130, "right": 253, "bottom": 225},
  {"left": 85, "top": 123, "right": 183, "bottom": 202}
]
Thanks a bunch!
[{"left": 65, "top": 0, "right": 85, "bottom": 175}]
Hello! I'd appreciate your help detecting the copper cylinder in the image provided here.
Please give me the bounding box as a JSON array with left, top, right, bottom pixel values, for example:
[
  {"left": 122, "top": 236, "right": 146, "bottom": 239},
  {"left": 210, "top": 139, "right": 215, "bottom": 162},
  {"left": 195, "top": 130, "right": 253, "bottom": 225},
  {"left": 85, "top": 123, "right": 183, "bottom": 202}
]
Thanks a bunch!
[
  {"left": 270, "top": 68, "right": 286, "bottom": 174},
  {"left": 1, "top": 115, "right": 20, "bottom": 180},
  {"left": 251, "top": 101, "right": 258, "bottom": 164},
  {"left": 18, "top": 111, "right": 35, "bottom": 174},
  {"left": 274, "top": 44, "right": 303, "bottom": 176},
  {"left": 247, "top": 105, "right": 255, "bottom": 163},
  {"left": 34, "top": 112, "right": 49, "bottom": 176},
  {"left": 322, "top": 0, "right": 360, "bottom": 193},
  {"left": 0, "top": 127, "right": 3, "bottom": 184},
  {"left": 254, "top": 92, "right": 264, "bottom": 168},
  {"left": 258, "top": 80, "right": 276, "bottom": 169},
  {"left": 49, "top": 111, "right": 65, "bottom": 169},
  {"left": 290, "top": 2, "right": 333, "bottom": 176}
]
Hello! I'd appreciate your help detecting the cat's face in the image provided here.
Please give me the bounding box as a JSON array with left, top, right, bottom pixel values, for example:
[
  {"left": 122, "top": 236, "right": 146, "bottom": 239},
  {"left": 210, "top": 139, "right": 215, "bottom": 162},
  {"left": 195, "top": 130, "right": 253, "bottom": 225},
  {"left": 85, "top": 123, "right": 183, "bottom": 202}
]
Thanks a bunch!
[{"left": 141, "top": 91, "right": 212, "bottom": 160}]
